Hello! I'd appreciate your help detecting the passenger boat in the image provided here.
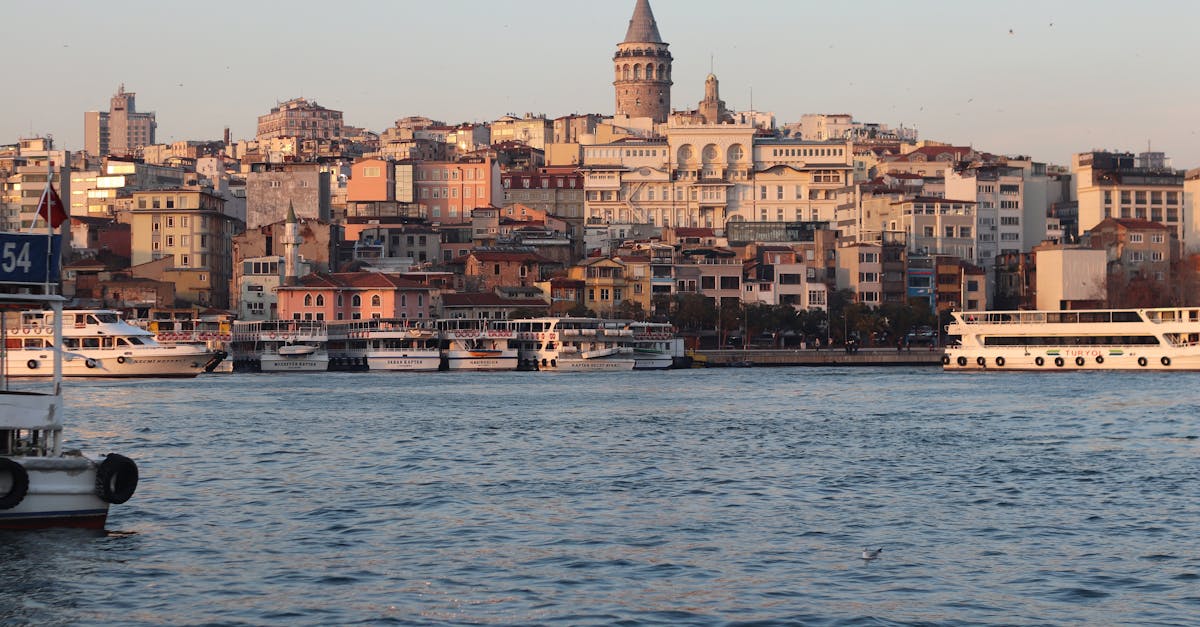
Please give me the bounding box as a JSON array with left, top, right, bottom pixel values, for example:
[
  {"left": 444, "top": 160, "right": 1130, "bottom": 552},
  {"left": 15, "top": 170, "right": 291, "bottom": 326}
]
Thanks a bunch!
[
  {"left": 329, "top": 319, "right": 440, "bottom": 371},
  {"left": 944, "top": 307, "right": 1200, "bottom": 371},
  {"left": 230, "top": 320, "right": 329, "bottom": 372},
  {"left": 494, "top": 317, "right": 637, "bottom": 371},
  {"left": 436, "top": 318, "right": 518, "bottom": 371},
  {"left": 4, "top": 309, "right": 220, "bottom": 377},
  {"left": 601, "top": 320, "right": 680, "bottom": 370},
  {"left": 0, "top": 227, "right": 138, "bottom": 529}
]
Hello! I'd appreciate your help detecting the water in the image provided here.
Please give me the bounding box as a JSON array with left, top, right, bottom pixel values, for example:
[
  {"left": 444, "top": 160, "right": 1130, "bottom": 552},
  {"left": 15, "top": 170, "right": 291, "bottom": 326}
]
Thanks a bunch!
[{"left": 1, "top": 369, "right": 1198, "bottom": 626}]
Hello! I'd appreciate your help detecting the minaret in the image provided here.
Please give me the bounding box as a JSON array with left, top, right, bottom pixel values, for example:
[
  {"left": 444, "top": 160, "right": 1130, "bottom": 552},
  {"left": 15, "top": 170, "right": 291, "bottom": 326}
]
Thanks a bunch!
[
  {"left": 282, "top": 202, "right": 302, "bottom": 286},
  {"left": 613, "top": 0, "right": 672, "bottom": 123}
]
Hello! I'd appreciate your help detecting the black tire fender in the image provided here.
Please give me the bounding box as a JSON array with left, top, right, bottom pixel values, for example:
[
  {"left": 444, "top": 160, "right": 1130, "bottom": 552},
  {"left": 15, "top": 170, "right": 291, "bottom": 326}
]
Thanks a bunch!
[
  {"left": 1161, "top": 356, "right": 1171, "bottom": 367},
  {"left": 956, "top": 356, "right": 967, "bottom": 367},
  {"left": 1075, "top": 356, "right": 1086, "bottom": 367},
  {"left": 0, "top": 458, "right": 29, "bottom": 510},
  {"left": 1035, "top": 356, "right": 1045, "bottom": 367},
  {"left": 94, "top": 453, "right": 139, "bottom": 505},
  {"left": 1054, "top": 357, "right": 1065, "bottom": 367},
  {"left": 26, "top": 360, "right": 37, "bottom": 370},
  {"left": 995, "top": 356, "right": 1006, "bottom": 367},
  {"left": 976, "top": 356, "right": 986, "bottom": 366},
  {"left": 1138, "top": 357, "right": 1148, "bottom": 367},
  {"left": 1095, "top": 356, "right": 1104, "bottom": 365}
]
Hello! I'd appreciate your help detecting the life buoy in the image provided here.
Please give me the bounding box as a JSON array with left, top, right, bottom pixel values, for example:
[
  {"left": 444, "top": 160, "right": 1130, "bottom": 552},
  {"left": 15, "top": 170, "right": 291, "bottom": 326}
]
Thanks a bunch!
[
  {"left": 94, "top": 453, "right": 139, "bottom": 505},
  {"left": 976, "top": 356, "right": 986, "bottom": 366},
  {"left": 1095, "top": 356, "right": 1104, "bottom": 365},
  {"left": 941, "top": 355, "right": 950, "bottom": 365},
  {"left": 85, "top": 358, "right": 98, "bottom": 369},
  {"left": 1075, "top": 356, "right": 1085, "bottom": 367},
  {"left": 26, "top": 359, "right": 37, "bottom": 370},
  {"left": 995, "top": 356, "right": 1006, "bottom": 367},
  {"left": 1035, "top": 356, "right": 1045, "bottom": 367},
  {"left": 1161, "top": 356, "right": 1171, "bottom": 367},
  {"left": 1054, "top": 357, "right": 1065, "bottom": 367},
  {"left": 117, "top": 356, "right": 126, "bottom": 364},
  {"left": 956, "top": 356, "right": 967, "bottom": 367},
  {"left": 0, "top": 458, "right": 29, "bottom": 510},
  {"left": 1138, "top": 357, "right": 1148, "bottom": 367}
]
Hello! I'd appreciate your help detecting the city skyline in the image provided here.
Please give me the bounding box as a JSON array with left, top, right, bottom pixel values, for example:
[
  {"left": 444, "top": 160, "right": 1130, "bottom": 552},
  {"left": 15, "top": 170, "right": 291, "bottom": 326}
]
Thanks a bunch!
[{"left": 5, "top": 0, "right": 1199, "bottom": 168}]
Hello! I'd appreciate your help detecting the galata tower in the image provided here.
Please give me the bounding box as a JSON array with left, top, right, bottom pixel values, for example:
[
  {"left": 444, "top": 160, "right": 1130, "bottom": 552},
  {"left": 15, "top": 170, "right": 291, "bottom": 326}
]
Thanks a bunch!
[{"left": 613, "top": 0, "right": 672, "bottom": 123}]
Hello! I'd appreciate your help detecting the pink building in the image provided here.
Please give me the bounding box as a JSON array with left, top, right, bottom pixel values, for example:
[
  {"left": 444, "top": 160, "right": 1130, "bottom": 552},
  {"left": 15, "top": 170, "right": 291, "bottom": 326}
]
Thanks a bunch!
[{"left": 277, "top": 272, "right": 436, "bottom": 321}]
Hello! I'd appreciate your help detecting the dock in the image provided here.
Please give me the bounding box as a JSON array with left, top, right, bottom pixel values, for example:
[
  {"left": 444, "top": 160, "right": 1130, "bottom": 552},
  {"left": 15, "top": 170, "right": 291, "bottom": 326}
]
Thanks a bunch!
[{"left": 695, "top": 348, "right": 944, "bottom": 367}]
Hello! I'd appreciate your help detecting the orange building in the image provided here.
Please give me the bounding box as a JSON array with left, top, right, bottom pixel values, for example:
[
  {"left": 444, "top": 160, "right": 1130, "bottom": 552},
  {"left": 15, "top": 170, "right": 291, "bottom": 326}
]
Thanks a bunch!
[
  {"left": 277, "top": 272, "right": 436, "bottom": 321},
  {"left": 415, "top": 157, "right": 501, "bottom": 223}
]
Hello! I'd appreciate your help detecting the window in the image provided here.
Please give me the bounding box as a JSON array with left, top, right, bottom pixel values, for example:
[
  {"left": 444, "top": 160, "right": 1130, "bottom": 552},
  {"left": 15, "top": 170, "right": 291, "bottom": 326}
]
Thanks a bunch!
[
  {"left": 923, "top": 226, "right": 934, "bottom": 237},
  {"left": 1151, "top": 233, "right": 1165, "bottom": 244},
  {"left": 1151, "top": 252, "right": 1164, "bottom": 262},
  {"left": 1129, "top": 233, "right": 1143, "bottom": 243},
  {"left": 959, "top": 227, "right": 972, "bottom": 238},
  {"left": 371, "top": 295, "right": 381, "bottom": 307},
  {"left": 945, "top": 226, "right": 955, "bottom": 238},
  {"left": 352, "top": 295, "right": 362, "bottom": 307},
  {"left": 166, "top": 216, "right": 175, "bottom": 228},
  {"left": 1129, "top": 251, "right": 1144, "bottom": 262},
  {"left": 166, "top": 236, "right": 175, "bottom": 247},
  {"left": 494, "top": 264, "right": 501, "bottom": 275},
  {"left": 316, "top": 295, "right": 325, "bottom": 307}
]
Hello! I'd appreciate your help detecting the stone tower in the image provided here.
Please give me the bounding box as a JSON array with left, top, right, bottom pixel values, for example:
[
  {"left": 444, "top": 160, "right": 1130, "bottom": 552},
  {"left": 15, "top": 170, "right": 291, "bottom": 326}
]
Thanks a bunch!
[
  {"left": 698, "top": 73, "right": 729, "bottom": 124},
  {"left": 613, "top": 0, "right": 672, "bottom": 123}
]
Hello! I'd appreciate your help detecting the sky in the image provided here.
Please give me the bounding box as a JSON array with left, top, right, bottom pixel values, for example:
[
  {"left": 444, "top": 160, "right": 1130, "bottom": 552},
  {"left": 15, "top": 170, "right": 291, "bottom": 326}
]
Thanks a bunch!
[{"left": 5, "top": 0, "right": 1199, "bottom": 169}]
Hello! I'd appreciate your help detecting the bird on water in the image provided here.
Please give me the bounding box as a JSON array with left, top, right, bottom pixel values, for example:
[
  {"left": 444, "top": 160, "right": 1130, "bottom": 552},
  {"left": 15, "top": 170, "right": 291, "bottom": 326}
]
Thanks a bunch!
[{"left": 862, "top": 547, "right": 883, "bottom": 561}]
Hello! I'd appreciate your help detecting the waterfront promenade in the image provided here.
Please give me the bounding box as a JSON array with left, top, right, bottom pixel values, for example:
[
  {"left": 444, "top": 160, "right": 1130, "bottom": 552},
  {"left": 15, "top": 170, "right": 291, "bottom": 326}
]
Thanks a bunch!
[{"left": 697, "top": 347, "right": 944, "bottom": 367}]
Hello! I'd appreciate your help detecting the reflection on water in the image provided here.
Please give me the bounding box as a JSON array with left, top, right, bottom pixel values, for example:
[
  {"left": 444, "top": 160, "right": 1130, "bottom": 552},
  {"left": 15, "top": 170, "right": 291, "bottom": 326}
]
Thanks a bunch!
[{"left": 0, "top": 369, "right": 1196, "bottom": 625}]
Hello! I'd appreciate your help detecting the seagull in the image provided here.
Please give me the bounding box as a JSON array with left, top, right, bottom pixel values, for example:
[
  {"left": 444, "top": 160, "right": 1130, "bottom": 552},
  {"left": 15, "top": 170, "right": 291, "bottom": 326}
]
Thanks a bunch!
[{"left": 862, "top": 547, "right": 883, "bottom": 561}]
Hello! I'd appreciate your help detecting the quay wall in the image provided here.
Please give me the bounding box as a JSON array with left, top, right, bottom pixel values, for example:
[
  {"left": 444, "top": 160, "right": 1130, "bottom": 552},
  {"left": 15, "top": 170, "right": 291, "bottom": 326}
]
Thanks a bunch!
[{"left": 697, "top": 348, "right": 944, "bottom": 367}]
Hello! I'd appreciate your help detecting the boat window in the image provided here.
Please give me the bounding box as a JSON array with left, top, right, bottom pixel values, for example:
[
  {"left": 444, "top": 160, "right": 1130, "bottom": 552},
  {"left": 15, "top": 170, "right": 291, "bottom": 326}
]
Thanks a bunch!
[
  {"left": 82, "top": 338, "right": 101, "bottom": 349},
  {"left": 983, "top": 335, "right": 1160, "bottom": 346},
  {"left": 116, "top": 338, "right": 129, "bottom": 346},
  {"left": 127, "top": 337, "right": 145, "bottom": 345},
  {"left": 102, "top": 338, "right": 115, "bottom": 349},
  {"left": 95, "top": 313, "right": 119, "bottom": 323},
  {"left": 546, "top": 342, "right": 556, "bottom": 349},
  {"left": 63, "top": 338, "right": 80, "bottom": 349},
  {"left": 22, "top": 338, "right": 42, "bottom": 349}
]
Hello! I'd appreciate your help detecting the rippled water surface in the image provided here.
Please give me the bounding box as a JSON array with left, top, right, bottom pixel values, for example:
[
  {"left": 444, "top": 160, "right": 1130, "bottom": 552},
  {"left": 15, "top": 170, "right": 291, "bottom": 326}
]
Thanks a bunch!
[{"left": 1, "top": 369, "right": 1198, "bottom": 626}]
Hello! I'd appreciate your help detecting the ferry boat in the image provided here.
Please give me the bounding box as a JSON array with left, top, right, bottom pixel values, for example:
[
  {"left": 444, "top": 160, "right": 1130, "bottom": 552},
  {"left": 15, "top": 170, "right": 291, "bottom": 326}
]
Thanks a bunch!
[
  {"left": 5, "top": 309, "right": 220, "bottom": 377},
  {"left": 329, "top": 319, "right": 440, "bottom": 371},
  {"left": 436, "top": 318, "right": 518, "bottom": 371},
  {"left": 230, "top": 320, "right": 329, "bottom": 372},
  {"left": 494, "top": 317, "right": 637, "bottom": 371},
  {"left": 601, "top": 320, "right": 680, "bottom": 370},
  {"left": 944, "top": 307, "right": 1200, "bottom": 371}
]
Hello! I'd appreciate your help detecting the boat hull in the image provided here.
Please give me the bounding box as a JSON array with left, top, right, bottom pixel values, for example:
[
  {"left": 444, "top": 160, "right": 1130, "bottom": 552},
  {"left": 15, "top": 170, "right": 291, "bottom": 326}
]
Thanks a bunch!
[
  {"left": 540, "top": 358, "right": 636, "bottom": 372},
  {"left": 7, "top": 350, "right": 214, "bottom": 378},
  {"left": 0, "top": 458, "right": 110, "bottom": 531},
  {"left": 443, "top": 349, "right": 517, "bottom": 371},
  {"left": 260, "top": 355, "right": 329, "bottom": 372},
  {"left": 366, "top": 353, "right": 441, "bottom": 371},
  {"left": 944, "top": 348, "right": 1200, "bottom": 371}
]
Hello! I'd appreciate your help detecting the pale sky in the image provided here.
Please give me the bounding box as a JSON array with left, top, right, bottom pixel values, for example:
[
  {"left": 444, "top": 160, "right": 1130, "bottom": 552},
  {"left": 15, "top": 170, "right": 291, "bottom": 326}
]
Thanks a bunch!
[{"left": 5, "top": 0, "right": 1199, "bottom": 169}]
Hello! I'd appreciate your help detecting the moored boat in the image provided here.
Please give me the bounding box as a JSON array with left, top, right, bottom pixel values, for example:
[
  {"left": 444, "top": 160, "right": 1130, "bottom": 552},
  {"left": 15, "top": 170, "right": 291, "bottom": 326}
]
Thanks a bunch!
[
  {"left": 329, "top": 319, "right": 440, "bottom": 371},
  {"left": 944, "top": 307, "right": 1200, "bottom": 371},
  {"left": 5, "top": 309, "right": 219, "bottom": 377},
  {"left": 436, "top": 318, "right": 518, "bottom": 371},
  {"left": 494, "top": 317, "right": 639, "bottom": 371},
  {"left": 230, "top": 320, "right": 329, "bottom": 372}
]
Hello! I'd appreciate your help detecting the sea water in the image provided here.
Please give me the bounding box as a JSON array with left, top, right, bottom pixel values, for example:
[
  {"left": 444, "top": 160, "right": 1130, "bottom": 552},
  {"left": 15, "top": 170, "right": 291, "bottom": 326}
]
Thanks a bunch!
[{"left": 0, "top": 369, "right": 1197, "bottom": 626}]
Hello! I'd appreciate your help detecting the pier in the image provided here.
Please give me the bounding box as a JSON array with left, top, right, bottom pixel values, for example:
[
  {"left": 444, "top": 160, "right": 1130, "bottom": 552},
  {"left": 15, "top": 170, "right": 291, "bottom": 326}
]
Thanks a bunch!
[{"left": 694, "top": 348, "right": 944, "bottom": 367}]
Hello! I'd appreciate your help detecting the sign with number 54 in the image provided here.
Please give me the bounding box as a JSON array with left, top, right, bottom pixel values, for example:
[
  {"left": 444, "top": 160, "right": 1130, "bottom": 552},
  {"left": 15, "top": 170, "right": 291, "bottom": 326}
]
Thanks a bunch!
[{"left": 0, "top": 233, "right": 61, "bottom": 284}]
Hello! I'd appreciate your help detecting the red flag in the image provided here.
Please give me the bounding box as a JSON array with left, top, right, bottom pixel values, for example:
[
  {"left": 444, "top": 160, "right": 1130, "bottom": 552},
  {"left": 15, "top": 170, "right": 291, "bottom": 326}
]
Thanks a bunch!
[{"left": 36, "top": 183, "right": 68, "bottom": 228}]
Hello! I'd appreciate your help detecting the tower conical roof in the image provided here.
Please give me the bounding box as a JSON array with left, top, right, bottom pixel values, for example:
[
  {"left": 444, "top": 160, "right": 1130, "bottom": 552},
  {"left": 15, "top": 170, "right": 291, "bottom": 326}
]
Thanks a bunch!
[{"left": 623, "top": 0, "right": 663, "bottom": 44}]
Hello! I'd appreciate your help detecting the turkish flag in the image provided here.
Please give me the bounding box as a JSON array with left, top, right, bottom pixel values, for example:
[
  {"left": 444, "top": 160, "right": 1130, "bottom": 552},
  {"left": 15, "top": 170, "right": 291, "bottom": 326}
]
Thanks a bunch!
[{"left": 36, "top": 183, "right": 68, "bottom": 228}]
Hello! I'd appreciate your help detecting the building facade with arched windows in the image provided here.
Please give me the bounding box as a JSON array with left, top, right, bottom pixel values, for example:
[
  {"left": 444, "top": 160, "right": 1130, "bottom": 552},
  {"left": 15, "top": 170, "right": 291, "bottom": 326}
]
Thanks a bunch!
[{"left": 276, "top": 272, "right": 435, "bottom": 321}]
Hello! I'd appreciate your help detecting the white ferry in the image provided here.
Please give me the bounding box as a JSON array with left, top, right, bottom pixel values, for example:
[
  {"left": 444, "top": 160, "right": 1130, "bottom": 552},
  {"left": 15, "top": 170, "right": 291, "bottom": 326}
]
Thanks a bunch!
[
  {"left": 5, "top": 309, "right": 219, "bottom": 377},
  {"left": 230, "top": 320, "right": 329, "bottom": 372},
  {"left": 436, "top": 319, "right": 518, "bottom": 371},
  {"left": 601, "top": 320, "right": 680, "bottom": 370},
  {"left": 494, "top": 317, "right": 637, "bottom": 371},
  {"left": 329, "top": 319, "right": 440, "bottom": 371},
  {"left": 944, "top": 307, "right": 1200, "bottom": 371}
]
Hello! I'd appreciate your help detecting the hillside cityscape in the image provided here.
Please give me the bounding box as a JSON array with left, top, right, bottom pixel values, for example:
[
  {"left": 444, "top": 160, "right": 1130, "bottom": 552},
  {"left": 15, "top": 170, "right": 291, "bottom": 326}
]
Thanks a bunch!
[{"left": 4, "top": 0, "right": 1199, "bottom": 348}]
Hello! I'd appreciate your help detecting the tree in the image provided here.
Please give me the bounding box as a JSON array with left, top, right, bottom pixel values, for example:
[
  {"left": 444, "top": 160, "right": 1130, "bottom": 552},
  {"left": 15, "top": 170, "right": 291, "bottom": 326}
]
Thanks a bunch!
[
  {"left": 615, "top": 299, "right": 647, "bottom": 321},
  {"left": 566, "top": 303, "right": 596, "bottom": 317}
]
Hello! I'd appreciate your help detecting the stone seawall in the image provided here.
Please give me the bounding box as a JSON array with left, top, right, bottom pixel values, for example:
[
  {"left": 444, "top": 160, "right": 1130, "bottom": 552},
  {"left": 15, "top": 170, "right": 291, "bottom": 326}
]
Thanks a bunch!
[{"left": 696, "top": 348, "right": 944, "bottom": 367}]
